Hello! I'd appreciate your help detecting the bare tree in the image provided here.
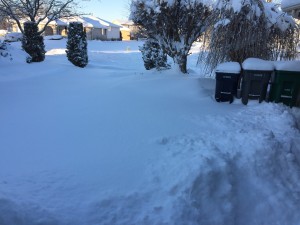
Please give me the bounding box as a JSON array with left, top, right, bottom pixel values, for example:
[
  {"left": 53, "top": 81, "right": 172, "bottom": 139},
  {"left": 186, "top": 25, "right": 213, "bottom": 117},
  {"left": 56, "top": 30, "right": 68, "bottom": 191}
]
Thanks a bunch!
[
  {"left": 130, "top": 0, "right": 213, "bottom": 74},
  {"left": 0, "top": 0, "right": 78, "bottom": 34},
  {"left": 200, "top": 0, "right": 298, "bottom": 71}
]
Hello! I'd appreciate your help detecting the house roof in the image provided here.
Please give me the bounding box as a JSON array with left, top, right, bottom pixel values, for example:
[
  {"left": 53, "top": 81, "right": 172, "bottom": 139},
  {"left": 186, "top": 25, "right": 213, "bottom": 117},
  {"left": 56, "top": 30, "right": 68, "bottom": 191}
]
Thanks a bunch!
[
  {"left": 120, "top": 26, "right": 131, "bottom": 31},
  {"left": 281, "top": 0, "right": 300, "bottom": 19},
  {"left": 282, "top": 0, "right": 300, "bottom": 10},
  {"left": 15, "top": 16, "right": 121, "bottom": 29},
  {"left": 48, "top": 18, "right": 68, "bottom": 26},
  {"left": 93, "top": 17, "right": 122, "bottom": 28},
  {"left": 80, "top": 16, "right": 108, "bottom": 29},
  {"left": 60, "top": 16, "right": 121, "bottom": 29},
  {"left": 113, "top": 19, "right": 135, "bottom": 26}
]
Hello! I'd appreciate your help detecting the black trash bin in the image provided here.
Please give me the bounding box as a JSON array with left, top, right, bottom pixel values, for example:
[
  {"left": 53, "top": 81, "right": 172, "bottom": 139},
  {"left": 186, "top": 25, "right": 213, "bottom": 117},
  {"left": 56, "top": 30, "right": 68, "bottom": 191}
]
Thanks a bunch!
[
  {"left": 215, "top": 62, "right": 241, "bottom": 103},
  {"left": 241, "top": 58, "right": 274, "bottom": 105}
]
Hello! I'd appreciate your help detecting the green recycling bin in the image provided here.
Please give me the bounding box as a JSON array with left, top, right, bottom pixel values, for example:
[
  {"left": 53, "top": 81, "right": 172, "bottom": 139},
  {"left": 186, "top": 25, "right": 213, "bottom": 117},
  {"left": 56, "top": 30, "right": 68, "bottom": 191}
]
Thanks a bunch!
[
  {"left": 269, "top": 61, "right": 300, "bottom": 108},
  {"left": 241, "top": 58, "right": 274, "bottom": 105}
]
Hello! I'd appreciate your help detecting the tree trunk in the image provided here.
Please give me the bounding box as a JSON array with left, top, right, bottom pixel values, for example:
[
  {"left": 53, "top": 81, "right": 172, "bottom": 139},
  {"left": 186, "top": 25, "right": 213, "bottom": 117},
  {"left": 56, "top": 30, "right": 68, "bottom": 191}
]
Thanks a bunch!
[{"left": 174, "top": 54, "right": 188, "bottom": 74}]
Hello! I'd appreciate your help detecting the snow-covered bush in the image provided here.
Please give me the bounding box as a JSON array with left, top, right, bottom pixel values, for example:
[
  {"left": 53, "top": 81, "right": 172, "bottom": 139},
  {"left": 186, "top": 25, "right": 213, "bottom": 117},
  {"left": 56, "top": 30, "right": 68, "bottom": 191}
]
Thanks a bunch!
[
  {"left": 22, "top": 22, "right": 45, "bottom": 63},
  {"left": 4, "top": 32, "right": 23, "bottom": 42},
  {"left": 0, "top": 40, "right": 10, "bottom": 59},
  {"left": 66, "top": 22, "right": 88, "bottom": 68},
  {"left": 201, "top": 0, "right": 299, "bottom": 71},
  {"left": 139, "top": 39, "right": 170, "bottom": 70},
  {"left": 131, "top": 0, "right": 213, "bottom": 73}
]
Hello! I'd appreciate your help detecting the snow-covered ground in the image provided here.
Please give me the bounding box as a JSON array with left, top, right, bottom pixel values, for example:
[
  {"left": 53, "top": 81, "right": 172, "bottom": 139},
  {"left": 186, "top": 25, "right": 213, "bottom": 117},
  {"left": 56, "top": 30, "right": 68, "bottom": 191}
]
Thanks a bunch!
[{"left": 0, "top": 39, "right": 300, "bottom": 225}]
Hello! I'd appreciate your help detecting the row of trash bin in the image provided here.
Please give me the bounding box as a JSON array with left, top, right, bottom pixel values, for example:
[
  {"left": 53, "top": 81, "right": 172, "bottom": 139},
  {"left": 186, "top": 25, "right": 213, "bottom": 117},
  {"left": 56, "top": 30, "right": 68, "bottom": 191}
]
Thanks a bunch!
[{"left": 215, "top": 58, "right": 300, "bottom": 107}]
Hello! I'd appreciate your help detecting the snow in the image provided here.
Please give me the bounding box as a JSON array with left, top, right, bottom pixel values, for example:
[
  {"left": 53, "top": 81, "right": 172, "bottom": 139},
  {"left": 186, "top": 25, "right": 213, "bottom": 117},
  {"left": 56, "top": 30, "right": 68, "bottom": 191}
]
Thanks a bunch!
[
  {"left": 62, "top": 16, "right": 107, "bottom": 29},
  {"left": 242, "top": 58, "right": 275, "bottom": 71},
  {"left": 44, "top": 35, "right": 63, "bottom": 40},
  {"left": 214, "top": 19, "right": 230, "bottom": 28},
  {"left": 1, "top": 40, "right": 300, "bottom": 225},
  {"left": 3, "top": 32, "right": 23, "bottom": 42},
  {"left": 42, "top": 18, "right": 68, "bottom": 26},
  {"left": 264, "top": 2, "right": 296, "bottom": 30},
  {"left": 0, "top": 30, "right": 7, "bottom": 36},
  {"left": 215, "top": 0, "right": 251, "bottom": 13},
  {"left": 215, "top": 62, "right": 241, "bottom": 74},
  {"left": 274, "top": 61, "right": 300, "bottom": 72}
]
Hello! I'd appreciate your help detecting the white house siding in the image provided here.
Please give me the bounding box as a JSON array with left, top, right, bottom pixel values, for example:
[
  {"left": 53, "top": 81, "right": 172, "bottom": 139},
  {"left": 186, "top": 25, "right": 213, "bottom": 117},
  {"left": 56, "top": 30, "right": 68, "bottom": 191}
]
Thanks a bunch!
[
  {"left": 107, "top": 27, "right": 120, "bottom": 40},
  {"left": 85, "top": 27, "right": 107, "bottom": 40}
]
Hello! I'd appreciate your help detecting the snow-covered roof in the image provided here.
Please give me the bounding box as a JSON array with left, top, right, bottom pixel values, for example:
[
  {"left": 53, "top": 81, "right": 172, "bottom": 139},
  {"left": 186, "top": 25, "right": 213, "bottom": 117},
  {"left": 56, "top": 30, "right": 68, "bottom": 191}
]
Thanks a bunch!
[
  {"left": 113, "top": 19, "right": 135, "bottom": 26},
  {"left": 281, "top": 0, "right": 300, "bottom": 19},
  {"left": 282, "top": 0, "right": 300, "bottom": 10},
  {"left": 94, "top": 17, "right": 122, "bottom": 28},
  {"left": 215, "top": 62, "right": 241, "bottom": 74},
  {"left": 120, "top": 26, "right": 131, "bottom": 31},
  {"left": 242, "top": 58, "right": 275, "bottom": 71},
  {"left": 60, "top": 16, "right": 121, "bottom": 29},
  {"left": 60, "top": 16, "right": 107, "bottom": 29},
  {"left": 274, "top": 61, "right": 300, "bottom": 72},
  {"left": 80, "top": 16, "right": 108, "bottom": 29},
  {"left": 47, "top": 18, "right": 68, "bottom": 26}
]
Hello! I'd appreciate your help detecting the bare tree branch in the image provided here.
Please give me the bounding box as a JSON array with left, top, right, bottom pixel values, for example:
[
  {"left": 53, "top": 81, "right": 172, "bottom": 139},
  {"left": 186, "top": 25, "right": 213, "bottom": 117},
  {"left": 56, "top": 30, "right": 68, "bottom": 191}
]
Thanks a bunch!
[{"left": 0, "top": 0, "right": 79, "bottom": 34}]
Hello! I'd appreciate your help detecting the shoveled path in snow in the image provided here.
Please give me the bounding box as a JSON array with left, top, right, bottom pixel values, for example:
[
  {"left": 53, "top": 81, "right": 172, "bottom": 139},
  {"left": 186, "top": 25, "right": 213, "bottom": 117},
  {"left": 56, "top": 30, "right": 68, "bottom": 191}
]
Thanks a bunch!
[{"left": 0, "top": 40, "right": 300, "bottom": 225}]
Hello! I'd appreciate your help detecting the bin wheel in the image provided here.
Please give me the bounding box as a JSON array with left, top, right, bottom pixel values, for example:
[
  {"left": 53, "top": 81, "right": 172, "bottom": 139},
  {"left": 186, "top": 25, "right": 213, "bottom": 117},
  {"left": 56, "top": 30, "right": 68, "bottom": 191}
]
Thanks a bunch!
[{"left": 242, "top": 97, "right": 248, "bottom": 105}]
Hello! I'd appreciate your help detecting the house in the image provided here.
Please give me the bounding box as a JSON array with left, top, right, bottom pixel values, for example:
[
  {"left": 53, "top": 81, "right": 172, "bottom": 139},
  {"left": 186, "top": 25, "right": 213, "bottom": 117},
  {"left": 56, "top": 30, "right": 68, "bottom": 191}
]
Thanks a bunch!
[
  {"left": 282, "top": 0, "right": 300, "bottom": 19},
  {"left": 0, "top": 16, "right": 10, "bottom": 31},
  {"left": 43, "top": 18, "right": 68, "bottom": 36},
  {"left": 5, "top": 16, "right": 121, "bottom": 41},
  {"left": 113, "top": 19, "right": 140, "bottom": 40},
  {"left": 7, "top": 17, "right": 68, "bottom": 36},
  {"left": 120, "top": 26, "right": 131, "bottom": 41},
  {"left": 91, "top": 17, "right": 122, "bottom": 40},
  {"left": 59, "top": 16, "right": 121, "bottom": 40},
  {"left": 61, "top": 16, "right": 108, "bottom": 40}
]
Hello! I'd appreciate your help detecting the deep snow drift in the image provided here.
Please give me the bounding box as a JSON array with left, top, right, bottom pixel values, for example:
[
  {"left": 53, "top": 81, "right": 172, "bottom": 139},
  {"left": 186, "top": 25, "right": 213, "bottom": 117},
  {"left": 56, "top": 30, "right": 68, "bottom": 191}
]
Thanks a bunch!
[{"left": 0, "top": 39, "right": 300, "bottom": 225}]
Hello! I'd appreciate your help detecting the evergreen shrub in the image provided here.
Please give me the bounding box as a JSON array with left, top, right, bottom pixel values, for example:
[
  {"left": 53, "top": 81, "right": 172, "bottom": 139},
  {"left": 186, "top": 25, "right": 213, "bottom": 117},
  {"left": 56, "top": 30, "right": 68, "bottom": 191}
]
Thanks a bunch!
[
  {"left": 22, "top": 22, "right": 45, "bottom": 63},
  {"left": 66, "top": 22, "right": 88, "bottom": 68},
  {"left": 139, "top": 39, "right": 169, "bottom": 70}
]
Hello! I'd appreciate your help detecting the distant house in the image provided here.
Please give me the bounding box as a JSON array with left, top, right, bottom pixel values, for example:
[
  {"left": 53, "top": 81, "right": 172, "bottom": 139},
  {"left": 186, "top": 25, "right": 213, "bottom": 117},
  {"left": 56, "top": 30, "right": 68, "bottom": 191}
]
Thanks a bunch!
[
  {"left": 61, "top": 16, "right": 108, "bottom": 40},
  {"left": 282, "top": 0, "right": 300, "bottom": 19},
  {"left": 43, "top": 18, "right": 68, "bottom": 36},
  {"left": 120, "top": 26, "right": 131, "bottom": 41},
  {"left": 62, "top": 16, "right": 121, "bottom": 40},
  {"left": 113, "top": 19, "right": 140, "bottom": 40},
  {"left": 7, "top": 17, "right": 68, "bottom": 36},
  {"left": 92, "top": 17, "right": 122, "bottom": 40},
  {"left": 6, "top": 16, "right": 121, "bottom": 41},
  {"left": 0, "top": 16, "right": 10, "bottom": 32}
]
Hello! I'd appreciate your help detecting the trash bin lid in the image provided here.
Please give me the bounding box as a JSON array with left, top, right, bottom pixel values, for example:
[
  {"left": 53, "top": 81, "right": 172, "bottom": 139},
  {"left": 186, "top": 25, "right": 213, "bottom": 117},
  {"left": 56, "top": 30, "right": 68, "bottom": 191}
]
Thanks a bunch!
[
  {"left": 274, "top": 61, "right": 300, "bottom": 72},
  {"left": 242, "top": 58, "right": 275, "bottom": 71},
  {"left": 215, "top": 62, "right": 241, "bottom": 74}
]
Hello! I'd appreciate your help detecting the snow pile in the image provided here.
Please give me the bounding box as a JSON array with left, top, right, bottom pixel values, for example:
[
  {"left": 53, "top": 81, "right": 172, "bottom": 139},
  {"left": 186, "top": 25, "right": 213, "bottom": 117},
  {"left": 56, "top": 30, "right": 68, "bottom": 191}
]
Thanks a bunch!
[
  {"left": 215, "top": 62, "right": 241, "bottom": 73},
  {"left": 214, "top": 19, "right": 230, "bottom": 28},
  {"left": 44, "top": 35, "right": 63, "bottom": 40},
  {"left": 0, "top": 40, "right": 300, "bottom": 225},
  {"left": 274, "top": 61, "right": 300, "bottom": 72},
  {"left": 242, "top": 58, "right": 274, "bottom": 71}
]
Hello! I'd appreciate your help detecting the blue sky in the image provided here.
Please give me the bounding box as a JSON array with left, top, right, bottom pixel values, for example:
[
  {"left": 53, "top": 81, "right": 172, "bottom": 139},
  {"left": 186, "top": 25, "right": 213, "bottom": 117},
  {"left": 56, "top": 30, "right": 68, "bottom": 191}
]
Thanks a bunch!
[{"left": 79, "top": 0, "right": 130, "bottom": 22}]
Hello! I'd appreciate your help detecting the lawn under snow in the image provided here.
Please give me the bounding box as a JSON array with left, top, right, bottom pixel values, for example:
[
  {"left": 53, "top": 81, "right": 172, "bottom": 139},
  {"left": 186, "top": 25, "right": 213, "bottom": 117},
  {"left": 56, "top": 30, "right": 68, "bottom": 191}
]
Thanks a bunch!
[{"left": 0, "top": 39, "right": 300, "bottom": 225}]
